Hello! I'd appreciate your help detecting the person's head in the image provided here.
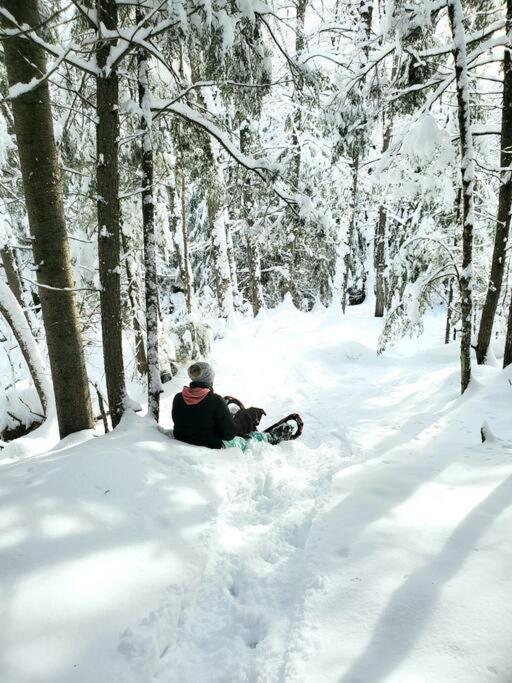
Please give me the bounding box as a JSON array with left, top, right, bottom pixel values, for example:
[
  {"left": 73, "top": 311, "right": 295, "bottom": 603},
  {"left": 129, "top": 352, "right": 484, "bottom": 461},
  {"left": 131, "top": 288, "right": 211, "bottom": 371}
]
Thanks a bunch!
[{"left": 188, "top": 361, "right": 215, "bottom": 388}]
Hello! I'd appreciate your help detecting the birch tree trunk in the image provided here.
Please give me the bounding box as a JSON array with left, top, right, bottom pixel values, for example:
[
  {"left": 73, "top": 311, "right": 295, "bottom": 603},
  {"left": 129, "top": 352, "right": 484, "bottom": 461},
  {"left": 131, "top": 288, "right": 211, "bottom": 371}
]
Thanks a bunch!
[
  {"left": 475, "top": 0, "right": 512, "bottom": 364},
  {"left": 96, "top": 0, "right": 126, "bottom": 426},
  {"left": 137, "top": 13, "right": 161, "bottom": 421},
  {"left": 448, "top": 0, "right": 475, "bottom": 394},
  {"left": 1, "top": 0, "right": 93, "bottom": 437}
]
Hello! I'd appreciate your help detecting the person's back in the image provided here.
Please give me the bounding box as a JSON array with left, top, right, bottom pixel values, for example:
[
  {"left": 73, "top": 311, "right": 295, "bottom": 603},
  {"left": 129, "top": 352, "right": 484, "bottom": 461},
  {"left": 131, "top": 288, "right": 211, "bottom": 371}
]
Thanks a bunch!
[{"left": 172, "top": 363, "right": 236, "bottom": 449}]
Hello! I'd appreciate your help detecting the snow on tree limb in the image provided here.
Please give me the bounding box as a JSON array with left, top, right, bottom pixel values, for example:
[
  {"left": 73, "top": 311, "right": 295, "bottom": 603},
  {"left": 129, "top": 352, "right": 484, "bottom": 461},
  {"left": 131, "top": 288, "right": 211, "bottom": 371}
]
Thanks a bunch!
[
  {"left": 148, "top": 98, "right": 297, "bottom": 208},
  {"left": 0, "top": 280, "right": 53, "bottom": 415},
  {"left": 151, "top": 100, "right": 275, "bottom": 173},
  {"left": 0, "top": 10, "right": 98, "bottom": 76}
]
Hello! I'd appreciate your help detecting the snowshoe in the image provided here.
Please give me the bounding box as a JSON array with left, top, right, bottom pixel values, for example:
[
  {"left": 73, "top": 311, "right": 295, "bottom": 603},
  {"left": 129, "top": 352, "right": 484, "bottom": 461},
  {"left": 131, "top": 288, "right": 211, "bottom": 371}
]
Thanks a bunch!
[
  {"left": 265, "top": 421, "right": 295, "bottom": 445},
  {"left": 224, "top": 396, "right": 304, "bottom": 444},
  {"left": 264, "top": 413, "right": 304, "bottom": 442}
]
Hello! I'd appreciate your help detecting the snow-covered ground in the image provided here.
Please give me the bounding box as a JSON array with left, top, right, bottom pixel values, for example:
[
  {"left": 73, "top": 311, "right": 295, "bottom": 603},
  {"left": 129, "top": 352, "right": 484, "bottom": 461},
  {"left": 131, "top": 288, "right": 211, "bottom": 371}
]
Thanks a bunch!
[{"left": 1, "top": 302, "right": 512, "bottom": 682}]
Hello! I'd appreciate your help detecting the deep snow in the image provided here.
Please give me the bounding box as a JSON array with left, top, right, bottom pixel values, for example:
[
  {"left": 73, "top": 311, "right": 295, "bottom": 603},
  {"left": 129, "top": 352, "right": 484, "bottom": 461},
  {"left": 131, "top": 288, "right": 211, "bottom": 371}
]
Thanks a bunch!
[{"left": 1, "top": 301, "right": 512, "bottom": 682}]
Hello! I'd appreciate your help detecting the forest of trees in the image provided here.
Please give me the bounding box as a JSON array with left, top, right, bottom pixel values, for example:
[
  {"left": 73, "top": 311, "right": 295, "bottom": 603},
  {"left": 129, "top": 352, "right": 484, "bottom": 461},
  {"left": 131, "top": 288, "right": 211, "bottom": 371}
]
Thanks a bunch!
[{"left": 0, "top": 0, "right": 511, "bottom": 440}]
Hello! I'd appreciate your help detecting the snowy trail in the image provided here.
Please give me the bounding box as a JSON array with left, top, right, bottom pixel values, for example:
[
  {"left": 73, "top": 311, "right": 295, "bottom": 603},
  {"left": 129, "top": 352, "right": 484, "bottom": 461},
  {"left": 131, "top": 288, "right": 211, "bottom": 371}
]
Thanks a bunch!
[{"left": 2, "top": 302, "right": 512, "bottom": 682}]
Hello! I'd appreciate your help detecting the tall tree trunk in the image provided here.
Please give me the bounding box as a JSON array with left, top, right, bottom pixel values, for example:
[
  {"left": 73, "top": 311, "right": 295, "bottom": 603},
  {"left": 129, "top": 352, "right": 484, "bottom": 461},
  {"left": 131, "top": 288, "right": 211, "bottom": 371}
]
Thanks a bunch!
[
  {"left": 475, "top": 0, "right": 512, "bottom": 364},
  {"left": 239, "top": 124, "right": 264, "bottom": 315},
  {"left": 342, "top": 157, "right": 359, "bottom": 313},
  {"left": 445, "top": 278, "right": 454, "bottom": 345},
  {"left": 1, "top": 0, "right": 93, "bottom": 437},
  {"left": 374, "top": 122, "right": 392, "bottom": 318},
  {"left": 137, "top": 13, "right": 161, "bottom": 421},
  {"left": 178, "top": 169, "right": 195, "bottom": 314},
  {"left": 225, "top": 166, "right": 241, "bottom": 307},
  {"left": 225, "top": 219, "right": 240, "bottom": 305},
  {"left": 246, "top": 225, "right": 265, "bottom": 316},
  {"left": 448, "top": 0, "right": 475, "bottom": 394},
  {"left": 287, "top": 0, "right": 307, "bottom": 304},
  {"left": 504, "top": 289, "right": 512, "bottom": 367},
  {"left": 291, "top": 0, "right": 306, "bottom": 184},
  {"left": 209, "top": 194, "right": 234, "bottom": 321},
  {"left": 96, "top": 0, "right": 126, "bottom": 426},
  {"left": 120, "top": 229, "right": 148, "bottom": 377}
]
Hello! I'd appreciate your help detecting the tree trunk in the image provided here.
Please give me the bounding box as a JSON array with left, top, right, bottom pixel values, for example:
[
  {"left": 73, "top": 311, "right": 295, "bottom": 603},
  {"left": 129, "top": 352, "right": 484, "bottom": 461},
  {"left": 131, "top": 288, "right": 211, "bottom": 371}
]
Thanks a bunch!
[
  {"left": 448, "top": 0, "right": 475, "bottom": 394},
  {"left": 178, "top": 170, "right": 195, "bottom": 314},
  {"left": 475, "top": 0, "right": 512, "bottom": 364},
  {"left": 246, "top": 225, "right": 265, "bottom": 316},
  {"left": 359, "top": 0, "right": 373, "bottom": 58},
  {"left": 225, "top": 219, "right": 240, "bottom": 306},
  {"left": 239, "top": 123, "right": 264, "bottom": 315},
  {"left": 445, "top": 278, "right": 454, "bottom": 345},
  {"left": 0, "top": 280, "right": 51, "bottom": 415},
  {"left": 286, "top": 0, "right": 307, "bottom": 304},
  {"left": 209, "top": 194, "right": 234, "bottom": 321},
  {"left": 120, "top": 229, "right": 148, "bottom": 377},
  {"left": 374, "top": 124, "right": 391, "bottom": 318},
  {"left": 96, "top": 0, "right": 126, "bottom": 426},
  {"left": 137, "top": 13, "right": 161, "bottom": 421},
  {"left": 291, "top": 0, "right": 307, "bottom": 183},
  {"left": 1, "top": 0, "right": 93, "bottom": 437},
  {"left": 504, "top": 288, "right": 512, "bottom": 367},
  {"left": 342, "top": 156, "right": 359, "bottom": 313},
  {"left": 0, "top": 246, "right": 24, "bottom": 309}
]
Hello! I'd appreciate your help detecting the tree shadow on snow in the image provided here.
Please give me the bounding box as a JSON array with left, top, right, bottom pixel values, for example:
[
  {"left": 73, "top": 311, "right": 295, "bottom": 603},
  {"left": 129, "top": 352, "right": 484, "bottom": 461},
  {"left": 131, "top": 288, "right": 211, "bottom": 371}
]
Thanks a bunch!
[
  {"left": 338, "top": 473, "right": 512, "bottom": 683},
  {"left": 0, "top": 418, "right": 223, "bottom": 682}
]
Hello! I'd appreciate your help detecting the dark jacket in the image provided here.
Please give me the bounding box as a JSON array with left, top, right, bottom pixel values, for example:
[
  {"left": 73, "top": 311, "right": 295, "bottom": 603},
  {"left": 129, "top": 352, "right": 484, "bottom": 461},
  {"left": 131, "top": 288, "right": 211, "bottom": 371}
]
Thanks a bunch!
[{"left": 172, "top": 386, "right": 236, "bottom": 449}]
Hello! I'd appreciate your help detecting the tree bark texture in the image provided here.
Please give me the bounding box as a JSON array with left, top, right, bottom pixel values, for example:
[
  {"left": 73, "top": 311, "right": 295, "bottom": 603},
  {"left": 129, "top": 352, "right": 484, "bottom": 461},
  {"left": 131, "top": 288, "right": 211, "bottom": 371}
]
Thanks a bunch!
[
  {"left": 96, "top": 0, "right": 126, "bottom": 426},
  {"left": 1, "top": 246, "right": 24, "bottom": 309},
  {"left": 342, "top": 157, "right": 359, "bottom": 313},
  {"left": 448, "top": 0, "right": 475, "bottom": 394},
  {"left": 374, "top": 123, "right": 392, "bottom": 318},
  {"left": 475, "top": 0, "right": 512, "bottom": 364},
  {"left": 504, "top": 288, "right": 512, "bottom": 367},
  {"left": 1, "top": 0, "right": 93, "bottom": 437},
  {"left": 239, "top": 124, "right": 264, "bottom": 315},
  {"left": 137, "top": 17, "right": 161, "bottom": 421},
  {"left": 0, "top": 280, "right": 51, "bottom": 416},
  {"left": 120, "top": 229, "right": 148, "bottom": 377}
]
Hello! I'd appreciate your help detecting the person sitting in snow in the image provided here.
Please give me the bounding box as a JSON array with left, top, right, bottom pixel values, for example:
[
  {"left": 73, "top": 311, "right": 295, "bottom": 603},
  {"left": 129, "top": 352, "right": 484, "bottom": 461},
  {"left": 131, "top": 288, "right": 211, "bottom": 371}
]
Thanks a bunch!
[{"left": 172, "top": 362, "right": 299, "bottom": 451}]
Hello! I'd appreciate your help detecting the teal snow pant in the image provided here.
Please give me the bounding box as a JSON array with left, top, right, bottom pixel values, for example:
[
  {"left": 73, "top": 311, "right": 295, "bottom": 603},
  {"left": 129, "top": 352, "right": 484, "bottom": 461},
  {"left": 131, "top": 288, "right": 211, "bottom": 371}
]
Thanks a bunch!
[{"left": 223, "top": 431, "right": 269, "bottom": 452}]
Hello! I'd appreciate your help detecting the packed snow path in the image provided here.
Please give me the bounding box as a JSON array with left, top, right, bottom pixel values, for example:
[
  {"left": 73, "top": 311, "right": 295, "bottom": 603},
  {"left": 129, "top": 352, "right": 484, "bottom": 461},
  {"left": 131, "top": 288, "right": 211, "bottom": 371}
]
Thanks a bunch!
[{"left": 1, "top": 302, "right": 512, "bottom": 682}]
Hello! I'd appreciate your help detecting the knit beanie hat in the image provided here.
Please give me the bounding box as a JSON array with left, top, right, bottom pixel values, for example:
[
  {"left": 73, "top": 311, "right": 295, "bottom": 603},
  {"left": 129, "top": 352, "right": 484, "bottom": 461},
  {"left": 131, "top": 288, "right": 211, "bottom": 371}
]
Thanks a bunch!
[{"left": 188, "top": 361, "right": 215, "bottom": 387}]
